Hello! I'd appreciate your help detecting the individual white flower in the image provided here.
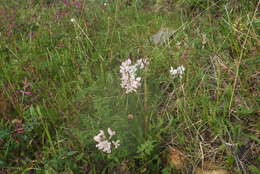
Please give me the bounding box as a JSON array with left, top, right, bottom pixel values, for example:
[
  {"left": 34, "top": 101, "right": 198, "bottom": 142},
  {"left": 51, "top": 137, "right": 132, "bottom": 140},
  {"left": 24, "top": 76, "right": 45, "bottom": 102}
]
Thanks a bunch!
[
  {"left": 107, "top": 128, "right": 116, "bottom": 139},
  {"left": 112, "top": 140, "right": 120, "bottom": 149},
  {"left": 93, "top": 130, "right": 106, "bottom": 143},
  {"left": 70, "top": 18, "right": 76, "bottom": 23},
  {"left": 170, "top": 65, "right": 185, "bottom": 79},
  {"left": 136, "top": 58, "right": 149, "bottom": 69}
]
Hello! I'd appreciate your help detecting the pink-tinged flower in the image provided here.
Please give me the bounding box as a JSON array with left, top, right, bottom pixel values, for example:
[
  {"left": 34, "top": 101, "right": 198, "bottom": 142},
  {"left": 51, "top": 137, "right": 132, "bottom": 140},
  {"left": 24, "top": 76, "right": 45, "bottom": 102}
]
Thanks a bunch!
[
  {"left": 20, "top": 90, "right": 32, "bottom": 95},
  {"left": 56, "top": 10, "right": 69, "bottom": 20},
  {"left": 94, "top": 128, "right": 120, "bottom": 153},
  {"left": 96, "top": 140, "right": 112, "bottom": 153},
  {"left": 107, "top": 128, "right": 116, "bottom": 139},
  {"left": 15, "top": 127, "right": 24, "bottom": 134},
  {"left": 136, "top": 58, "right": 149, "bottom": 69},
  {"left": 12, "top": 119, "right": 24, "bottom": 134},
  {"left": 20, "top": 79, "right": 32, "bottom": 95},
  {"left": 61, "top": 0, "right": 70, "bottom": 6},
  {"left": 93, "top": 130, "right": 106, "bottom": 143},
  {"left": 74, "top": 1, "right": 82, "bottom": 9},
  {"left": 120, "top": 58, "right": 149, "bottom": 94}
]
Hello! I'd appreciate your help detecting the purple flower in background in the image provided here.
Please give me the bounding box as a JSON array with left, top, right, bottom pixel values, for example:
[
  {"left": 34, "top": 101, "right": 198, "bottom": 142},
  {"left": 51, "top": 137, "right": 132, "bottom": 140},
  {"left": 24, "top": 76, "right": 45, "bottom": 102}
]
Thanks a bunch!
[
  {"left": 20, "top": 90, "right": 32, "bottom": 95},
  {"left": 61, "top": 0, "right": 82, "bottom": 9},
  {"left": 61, "top": 0, "right": 70, "bottom": 6},
  {"left": 20, "top": 78, "right": 32, "bottom": 95},
  {"left": 74, "top": 1, "right": 82, "bottom": 9}
]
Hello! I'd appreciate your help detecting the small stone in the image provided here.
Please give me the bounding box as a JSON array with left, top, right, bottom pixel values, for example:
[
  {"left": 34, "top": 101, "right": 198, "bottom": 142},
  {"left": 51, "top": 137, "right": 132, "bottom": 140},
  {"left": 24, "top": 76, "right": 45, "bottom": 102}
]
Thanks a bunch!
[
  {"left": 195, "top": 168, "right": 229, "bottom": 174},
  {"left": 150, "top": 28, "right": 175, "bottom": 45},
  {"left": 168, "top": 147, "right": 186, "bottom": 170},
  {"left": 195, "top": 161, "right": 229, "bottom": 174}
]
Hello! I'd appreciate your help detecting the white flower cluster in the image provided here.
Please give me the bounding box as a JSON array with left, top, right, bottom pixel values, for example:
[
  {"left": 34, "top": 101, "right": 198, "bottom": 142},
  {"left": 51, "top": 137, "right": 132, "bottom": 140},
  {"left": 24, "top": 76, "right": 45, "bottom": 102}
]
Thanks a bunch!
[
  {"left": 93, "top": 128, "right": 120, "bottom": 153},
  {"left": 169, "top": 65, "right": 185, "bottom": 79},
  {"left": 120, "top": 58, "right": 149, "bottom": 94}
]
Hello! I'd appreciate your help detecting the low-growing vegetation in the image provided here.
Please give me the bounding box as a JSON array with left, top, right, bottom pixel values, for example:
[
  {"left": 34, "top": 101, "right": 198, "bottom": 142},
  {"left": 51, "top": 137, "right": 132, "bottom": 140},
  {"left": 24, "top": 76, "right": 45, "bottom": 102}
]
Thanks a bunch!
[{"left": 0, "top": 0, "right": 259, "bottom": 173}]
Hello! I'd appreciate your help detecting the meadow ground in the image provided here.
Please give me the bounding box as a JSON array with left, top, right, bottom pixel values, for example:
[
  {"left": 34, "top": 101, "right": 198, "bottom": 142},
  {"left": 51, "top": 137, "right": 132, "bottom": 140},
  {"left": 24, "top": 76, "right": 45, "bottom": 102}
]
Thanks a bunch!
[{"left": 0, "top": 0, "right": 259, "bottom": 173}]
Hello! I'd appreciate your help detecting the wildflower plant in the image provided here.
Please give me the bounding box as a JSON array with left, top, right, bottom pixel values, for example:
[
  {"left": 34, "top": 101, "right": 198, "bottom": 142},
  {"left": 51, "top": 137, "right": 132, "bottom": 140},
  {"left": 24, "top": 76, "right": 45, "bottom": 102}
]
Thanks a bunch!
[
  {"left": 1, "top": 0, "right": 258, "bottom": 173},
  {"left": 20, "top": 78, "right": 32, "bottom": 95},
  {"left": 169, "top": 65, "right": 185, "bottom": 79},
  {"left": 93, "top": 128, "right": 120, "bottom": 154},
  {"left": 75, "top": 69, "right": 145, "bottom": 159},
  {"left": 120, "top": 58, "right": 149, "bottom": 94}
]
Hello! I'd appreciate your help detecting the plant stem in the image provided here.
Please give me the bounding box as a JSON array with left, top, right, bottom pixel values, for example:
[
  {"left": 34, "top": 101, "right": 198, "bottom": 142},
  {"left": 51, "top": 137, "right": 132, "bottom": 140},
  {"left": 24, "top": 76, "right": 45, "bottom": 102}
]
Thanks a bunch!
[{"left": 144, "top": 66, "right": 148, "bottom": 138}]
